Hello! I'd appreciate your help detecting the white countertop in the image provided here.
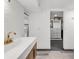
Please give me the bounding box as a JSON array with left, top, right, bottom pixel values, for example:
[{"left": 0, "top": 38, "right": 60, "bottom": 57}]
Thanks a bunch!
[{"left": 4, "top": 37, "right": 37, "bottom": 59}]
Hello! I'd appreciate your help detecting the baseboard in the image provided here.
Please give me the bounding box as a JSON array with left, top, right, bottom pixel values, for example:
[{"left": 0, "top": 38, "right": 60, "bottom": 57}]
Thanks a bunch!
[
  {"left": 37, "top": 49, "right": 74, "bottom": 51},
  {"left": 63, "top": 48, "right": 74, "bottom": 51},
  {"left": 37, "top": 49, "right": 51, "bottom": 51}
]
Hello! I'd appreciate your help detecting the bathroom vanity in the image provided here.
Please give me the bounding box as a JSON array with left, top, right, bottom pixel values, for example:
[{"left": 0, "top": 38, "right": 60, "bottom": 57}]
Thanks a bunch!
[
  {"left": 4, "top": 37, "right": 37, "bottom": 59},
  {"left": 26, "top": 43, "right": 37, "bottom": 59}
]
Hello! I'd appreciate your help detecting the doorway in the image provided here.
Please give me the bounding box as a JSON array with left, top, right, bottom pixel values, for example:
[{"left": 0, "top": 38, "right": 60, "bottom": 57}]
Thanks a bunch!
[{"left": 50, "top": 11, "right": 63, "bottom": 51}]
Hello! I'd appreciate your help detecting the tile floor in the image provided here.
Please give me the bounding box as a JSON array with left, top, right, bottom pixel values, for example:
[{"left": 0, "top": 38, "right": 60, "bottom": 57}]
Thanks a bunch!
[
  {"left": 51, "top": 40, "right": 63, "bottom": 51},
  {"left": 36, "top": 51, "right": 74, "bottom": 59}
]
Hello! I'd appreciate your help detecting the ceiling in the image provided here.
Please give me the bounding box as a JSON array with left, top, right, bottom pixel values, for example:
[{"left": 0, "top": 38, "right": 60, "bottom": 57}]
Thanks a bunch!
[
  {"left": 17, "top": 0, "right": 74, "bottom": 12},
  {"left": 17, "top": 0, "right": 39, "bottom": 12},
  {"left": 39, "top": 0, "right": 74, "bottom": 10}
]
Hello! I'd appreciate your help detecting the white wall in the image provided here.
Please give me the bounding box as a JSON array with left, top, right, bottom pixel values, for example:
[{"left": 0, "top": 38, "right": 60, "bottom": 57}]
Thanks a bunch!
[
  {"left": 29, "top": 10, "right": 50, "bottom": 49},
  {"left": 29, "top": 9, "right": 74, "bottom": 49},
  {"left": 63, "top": 9, "right": 74, "bottom": 49},
  {"left": 4, "top": 0, "right": 24, "bottom": 38}
]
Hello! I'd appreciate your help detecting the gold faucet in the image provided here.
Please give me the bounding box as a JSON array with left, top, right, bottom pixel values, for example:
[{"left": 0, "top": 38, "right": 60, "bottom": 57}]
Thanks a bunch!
[{"left": 4, "top": 32, "right": 16, "bottom": 45}]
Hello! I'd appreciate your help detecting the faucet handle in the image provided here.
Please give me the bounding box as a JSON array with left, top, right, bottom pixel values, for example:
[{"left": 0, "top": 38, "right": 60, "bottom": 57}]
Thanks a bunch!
[
  {"left": 8, "top": 32, "right": 16, "bottom": 38},
  {"left": 14, "top": 32, "right": 16, "bottom": 35}
]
